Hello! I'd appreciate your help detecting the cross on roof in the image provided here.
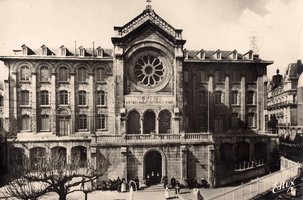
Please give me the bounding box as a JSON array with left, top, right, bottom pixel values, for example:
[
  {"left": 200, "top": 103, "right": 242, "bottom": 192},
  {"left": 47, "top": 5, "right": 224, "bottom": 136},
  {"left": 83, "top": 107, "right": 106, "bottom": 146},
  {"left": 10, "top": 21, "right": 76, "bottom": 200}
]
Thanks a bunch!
[{"left": 146, "top": 0, "right": 152, "bottom": 10}]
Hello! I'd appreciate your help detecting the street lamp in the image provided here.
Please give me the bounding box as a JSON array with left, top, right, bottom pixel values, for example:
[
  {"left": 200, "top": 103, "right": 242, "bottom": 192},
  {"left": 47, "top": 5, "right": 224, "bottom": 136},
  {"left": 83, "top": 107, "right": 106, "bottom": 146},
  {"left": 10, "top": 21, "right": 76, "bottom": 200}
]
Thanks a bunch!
[{"left": 82, "top": 178, "right": 93, "bottom": 200}]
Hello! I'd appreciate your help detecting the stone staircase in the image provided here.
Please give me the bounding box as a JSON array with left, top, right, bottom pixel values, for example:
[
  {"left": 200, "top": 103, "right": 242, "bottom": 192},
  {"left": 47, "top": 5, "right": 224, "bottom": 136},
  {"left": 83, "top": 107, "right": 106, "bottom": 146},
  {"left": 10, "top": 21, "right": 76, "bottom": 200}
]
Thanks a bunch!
[{"left": 141, "top": 184, "right": 165, "bottom": 192}]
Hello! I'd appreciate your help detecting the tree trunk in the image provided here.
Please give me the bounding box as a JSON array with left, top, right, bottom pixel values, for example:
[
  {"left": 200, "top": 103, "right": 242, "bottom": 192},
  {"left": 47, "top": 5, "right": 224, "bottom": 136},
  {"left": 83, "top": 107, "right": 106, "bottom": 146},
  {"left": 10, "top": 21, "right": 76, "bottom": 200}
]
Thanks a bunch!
[{"left": 58, "top": 193, "right": 67, "bottom": 200}]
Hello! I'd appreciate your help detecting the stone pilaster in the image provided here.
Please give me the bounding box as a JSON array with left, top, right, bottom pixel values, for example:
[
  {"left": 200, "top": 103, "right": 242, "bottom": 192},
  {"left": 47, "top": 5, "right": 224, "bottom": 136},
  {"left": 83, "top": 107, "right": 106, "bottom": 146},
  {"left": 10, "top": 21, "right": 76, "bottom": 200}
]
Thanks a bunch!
[
  {"left": 88, "top": 73, "right": 95, "bottom": 134},
  {"left": 180, "top": 145, "right": 187, "bottom": 186},
  {"left": 70, "top": 72, "right": 75, "bottom": 134},
  {"left": 208, "top": 75, "right": 213, "bottom": 132},
  {"left": 208, "top": 145, "right": 216, "bottom": 188},
  {"left": 12, "top": 72, "right": 18, "bottom": 132},
  {"left": 31, "top": 73, "right": 37, "bottom": 133},
  {"left": 51, "top": 72, "right": 56, "bottom": 135},
  {"left": 140, "top": 117, "right": 144, "bottom": 134},
  {"left": 225, "top": 75, "right": 230, "bottom": 106},
  {"left": 240, "top": 75, "right": 246, "bottom": 123},
  {"left": 120, "top": 147, "right": 128, "bottom": 179},
  {"left": 155, "top": 117, "right": 159, "bottom": 134},
  {"left": 66, "top": 147, "right": 71, "bottom": 164}
]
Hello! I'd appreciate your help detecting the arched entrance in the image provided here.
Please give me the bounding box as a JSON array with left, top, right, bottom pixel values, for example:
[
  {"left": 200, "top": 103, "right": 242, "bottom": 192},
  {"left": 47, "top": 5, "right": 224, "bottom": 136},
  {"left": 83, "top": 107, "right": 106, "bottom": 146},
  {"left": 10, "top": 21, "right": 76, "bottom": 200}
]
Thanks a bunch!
[
  {"left": 144, "top": 150, "right": 162, "bottom": 185},
  {"left": 143, "top": 110, "right": 156, "bottom": 134},
  {"left": 159, "top": 110, "right": 171, "bottom": 134}
]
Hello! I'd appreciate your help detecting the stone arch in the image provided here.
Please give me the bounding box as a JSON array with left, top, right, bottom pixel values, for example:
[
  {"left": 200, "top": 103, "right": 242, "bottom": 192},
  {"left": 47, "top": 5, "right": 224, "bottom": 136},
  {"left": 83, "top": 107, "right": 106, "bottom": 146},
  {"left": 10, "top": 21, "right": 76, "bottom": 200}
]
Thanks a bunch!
[
  {"left": 143, "top": 110, "right": 156, "bottom": 134},
  {"left": 36, "top": 62, "right": 53, "bottom": 73},
  {"left": 71, "top": 146, "right": 87, "bottom": 167},
  {"left": 143, "top": 148, "right": 167, "bottom": 184},
  {"left": 220, "top": 143, "right": 234, "bottom": 164},
  {"left": 51, "top": 146, "right": 67, "bottom": 165},
  {"left": 29, "top": 147, "right": 46, "bottom": 169},
  {"left": 254, "top": 142, "right": 267, "bottom": 161},
  {"left": 158, "top": 109, "right": 172, "bottom": 134},
  {"left": 91, "top": 63, "right": 112, "bottom": 74},
  {"left": 54, "top": 62, "right": 73, "bottom": 74},
  {"left": 126, "top": 109, "right": 141, "bottom": 134},
  {"left": 235, "top": 142, "right": 250, "bottom": 163},
  {"left": 9, "top": 147, "right": 25, "bottom": 169}
]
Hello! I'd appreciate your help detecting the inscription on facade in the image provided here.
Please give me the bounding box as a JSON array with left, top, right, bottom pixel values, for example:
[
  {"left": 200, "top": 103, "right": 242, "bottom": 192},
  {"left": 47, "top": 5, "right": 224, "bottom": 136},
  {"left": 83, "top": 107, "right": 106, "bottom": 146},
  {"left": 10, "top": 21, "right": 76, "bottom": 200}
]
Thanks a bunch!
[{"left": 125, "top": 96, "right": 174, "bottom": 105}]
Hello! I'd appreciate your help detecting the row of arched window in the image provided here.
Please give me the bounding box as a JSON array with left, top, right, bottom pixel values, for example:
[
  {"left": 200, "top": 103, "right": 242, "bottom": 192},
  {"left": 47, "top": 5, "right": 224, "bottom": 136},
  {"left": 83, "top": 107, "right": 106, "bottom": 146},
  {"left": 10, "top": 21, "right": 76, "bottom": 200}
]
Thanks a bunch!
[
  {"left": 20, "top": 114, "right": 107, "bottom": 132},
  {"left": 19, "top": 90, "right": 106, "bottom": 106},
  {"left": 185, "top": 90, "right": 256, "bottom": 106},
  {"left": 184, "top": 69, "right": 255, "bottom": 84},
  {"left": 19, "top": 65, "right": 108, "bottom": 82}
]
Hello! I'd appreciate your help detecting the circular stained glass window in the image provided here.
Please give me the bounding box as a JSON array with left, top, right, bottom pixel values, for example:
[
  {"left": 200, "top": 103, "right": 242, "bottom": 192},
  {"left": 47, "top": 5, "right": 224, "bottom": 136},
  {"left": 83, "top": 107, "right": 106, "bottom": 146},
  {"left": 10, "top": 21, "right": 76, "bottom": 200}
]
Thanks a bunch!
[{"left": 134, "top": 55, "right": 165, "bottom": 87}]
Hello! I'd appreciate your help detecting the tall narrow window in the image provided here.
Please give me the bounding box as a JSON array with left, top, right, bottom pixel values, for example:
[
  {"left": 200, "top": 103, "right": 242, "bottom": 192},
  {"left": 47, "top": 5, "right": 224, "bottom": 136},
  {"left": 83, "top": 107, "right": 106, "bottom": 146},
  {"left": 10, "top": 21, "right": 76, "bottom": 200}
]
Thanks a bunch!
[
  {"left": 40, "top": 115, "right": 49, "bottom": 131},
  {"left": 184, "top": 70, "right": 189, "bottom": 83},
  {"left": 214, "top": 91, "right": 223, "bottom": 104},
  {"left": 199, "top": 70, "right": 206, "bottom": 83},
  {"left": 40, "top": 66, "right": 50, "bottom": 82},
  {"left": 78, "top": 114, "right": 87, "bottom": 130},
  {"left": 78, "top": 91, "right": 86, "bottom": 105},
  {"left": 231, "top": 91, "right": 238, "bottom": 105},
  {"left": 40, "top": 90, "right": 49, "bottom": 105},
  {"left": 231, "top": 113, "right": 239, "bottom": 127},
  {"left": 198, "top": 90, "right": 207, "bottom": 105},
  {"left": 78, "top": 67, "right": 87, "bottom": 82},
  {"left": 97, "top": 90, "right": 106, "bottom": 106},
  {"left": 214, "top": 117, "right": 223, "bottom": 133},
  {"left": 22, "top": 115, "right": 31, "bottom": 130},
  {"left": 96, "top": 67, "right": 107, "bottom": 82},
  {"left": 198, "top": 114, "right": 207, "bottom": 131},
  {"left": 58, "top": 66, "right": 69, "bottom": 82},
  {"left": 214, "top": 70, "right": 224, "bottom": 83},
  {"left": 247, "top": 91, "right": 255, "bottom": 105},
  {"left": 20, "top": 66, "right": 30, "bottom": 81},
  {"left": 20, "top": 90, "right": 30, "bottom": 105},
  {"left": 97, "top": 114, "right": 106, "bottom": 130},
  {"left": 247, "top": 113, "right": 256, "bottom": 127},
  {"left": 59, "top": 91, "right": 68, "bottom": 105}
]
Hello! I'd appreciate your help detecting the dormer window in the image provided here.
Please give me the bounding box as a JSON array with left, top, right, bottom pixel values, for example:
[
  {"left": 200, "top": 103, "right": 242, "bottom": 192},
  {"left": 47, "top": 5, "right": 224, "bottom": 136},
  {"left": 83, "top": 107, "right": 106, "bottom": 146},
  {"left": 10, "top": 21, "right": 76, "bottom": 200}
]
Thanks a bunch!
[
  {"left": 41, "top": 45, "right": 47, "bottom": 56},
  {"left": 244, "top": 50, "right": 253, "bottom": 60},
  {"left": 79, "top": 47, "right": 85, "bottom": 57},
  {"left": 198, "top": 50, "right": 205, "bottom": 59},
  {"left": 22, "top": 45, "right": 28, "bottom": 55},
  {"left": 60, "top": 46, "right": 67, "bottom": 56},
  {"left": 215, "top": 50, "right": 221, "bottom": 60},
  {"left": 233, "top": 51, "right": 238, "bottom": 60},
  {"left": 97, "top": 47, "right": 103, "bottom": 57}
]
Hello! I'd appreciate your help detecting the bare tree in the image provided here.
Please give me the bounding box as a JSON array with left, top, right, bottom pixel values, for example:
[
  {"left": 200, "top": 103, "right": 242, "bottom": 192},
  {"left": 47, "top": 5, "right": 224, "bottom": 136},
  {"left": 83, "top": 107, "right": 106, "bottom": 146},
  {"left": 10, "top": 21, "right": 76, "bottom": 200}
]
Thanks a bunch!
[{"left": 5, "top": 149, "right": 103, "bottom": 200}]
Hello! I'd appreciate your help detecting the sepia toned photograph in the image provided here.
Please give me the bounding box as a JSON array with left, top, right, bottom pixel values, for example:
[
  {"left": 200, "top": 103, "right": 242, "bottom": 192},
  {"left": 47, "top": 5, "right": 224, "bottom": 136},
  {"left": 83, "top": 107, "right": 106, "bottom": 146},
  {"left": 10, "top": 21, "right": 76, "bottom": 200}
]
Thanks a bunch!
[{"left": 0, "top": 0, "right": 302, "bottom": 199}]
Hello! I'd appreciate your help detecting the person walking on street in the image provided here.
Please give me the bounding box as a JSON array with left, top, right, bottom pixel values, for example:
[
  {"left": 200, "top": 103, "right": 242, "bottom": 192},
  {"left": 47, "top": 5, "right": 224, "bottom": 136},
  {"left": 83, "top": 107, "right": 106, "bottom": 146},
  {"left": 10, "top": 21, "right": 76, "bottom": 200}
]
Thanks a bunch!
[{"left": 165, "top": 185, "right": 170, "bottom": 199}]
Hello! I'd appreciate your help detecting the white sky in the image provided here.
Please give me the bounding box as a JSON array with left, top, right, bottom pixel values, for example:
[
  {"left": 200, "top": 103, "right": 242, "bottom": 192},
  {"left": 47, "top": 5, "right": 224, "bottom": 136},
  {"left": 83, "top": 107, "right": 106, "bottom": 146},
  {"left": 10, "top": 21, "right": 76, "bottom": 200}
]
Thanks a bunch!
[{"left": 0, "top": 0, "right": 302, "bottom": 81}]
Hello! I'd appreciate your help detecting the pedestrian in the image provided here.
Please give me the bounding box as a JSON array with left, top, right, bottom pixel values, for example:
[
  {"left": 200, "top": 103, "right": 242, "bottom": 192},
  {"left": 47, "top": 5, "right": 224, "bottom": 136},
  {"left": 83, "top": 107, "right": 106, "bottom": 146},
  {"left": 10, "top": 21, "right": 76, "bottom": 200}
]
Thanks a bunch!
[
  {"left": 170, "top": 176, "right": 176, "bottom": 188},
  {"left": 135, "top": 177, "right": 140, "bottom": 190},
  {"left": 164, "top": 185, "right": 170, "bottom": 199},
  {"left": 163, "top": 176, "right": 168, "bottom": 189},
  {"left": 175, "top": 180, "right": 180, "bottom": 195},
  {"left": 128, "top": 186, "right": 134, "bottom": 200}
]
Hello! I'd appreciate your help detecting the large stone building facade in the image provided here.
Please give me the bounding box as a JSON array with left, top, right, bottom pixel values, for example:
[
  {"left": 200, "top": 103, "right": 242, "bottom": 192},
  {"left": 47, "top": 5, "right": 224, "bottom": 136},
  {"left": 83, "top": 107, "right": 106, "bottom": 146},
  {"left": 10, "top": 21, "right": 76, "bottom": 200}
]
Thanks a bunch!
[{"left": 0, "top": 5, "right": 278, "bottom": 187}]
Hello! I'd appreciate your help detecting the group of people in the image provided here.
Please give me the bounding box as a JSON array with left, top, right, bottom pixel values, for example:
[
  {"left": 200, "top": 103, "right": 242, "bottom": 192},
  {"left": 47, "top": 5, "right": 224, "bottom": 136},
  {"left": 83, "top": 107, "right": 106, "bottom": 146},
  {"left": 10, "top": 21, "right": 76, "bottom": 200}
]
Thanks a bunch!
[
  {"left": 98, "top": 177, "right": 140, "bottom": 192},
  {"left": 163, "top": 176, "right": 181, "bottom": 199}
]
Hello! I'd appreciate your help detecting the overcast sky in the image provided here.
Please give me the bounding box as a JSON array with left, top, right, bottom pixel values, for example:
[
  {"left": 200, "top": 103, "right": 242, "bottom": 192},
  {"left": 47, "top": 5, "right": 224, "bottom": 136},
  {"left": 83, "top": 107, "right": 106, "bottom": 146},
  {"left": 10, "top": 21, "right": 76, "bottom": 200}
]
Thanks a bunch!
[{"left": 0, "top": 0, "right": 302, "bottom": 81}]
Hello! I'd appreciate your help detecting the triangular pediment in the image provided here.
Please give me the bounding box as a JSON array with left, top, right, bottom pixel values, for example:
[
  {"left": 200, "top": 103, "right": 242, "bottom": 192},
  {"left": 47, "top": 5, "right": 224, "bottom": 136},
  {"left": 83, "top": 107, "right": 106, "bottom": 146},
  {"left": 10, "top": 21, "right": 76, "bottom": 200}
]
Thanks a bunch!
[{"left": 112, "top": 8, "right": 185, "bottom": 45}]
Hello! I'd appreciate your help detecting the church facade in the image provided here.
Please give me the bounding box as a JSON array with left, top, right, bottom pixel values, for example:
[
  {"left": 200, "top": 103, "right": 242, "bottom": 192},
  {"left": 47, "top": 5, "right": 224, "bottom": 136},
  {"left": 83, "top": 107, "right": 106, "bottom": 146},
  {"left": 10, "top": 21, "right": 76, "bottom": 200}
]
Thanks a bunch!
[{"left": 0, "top": 5, "right": 278, "bottom": 187}]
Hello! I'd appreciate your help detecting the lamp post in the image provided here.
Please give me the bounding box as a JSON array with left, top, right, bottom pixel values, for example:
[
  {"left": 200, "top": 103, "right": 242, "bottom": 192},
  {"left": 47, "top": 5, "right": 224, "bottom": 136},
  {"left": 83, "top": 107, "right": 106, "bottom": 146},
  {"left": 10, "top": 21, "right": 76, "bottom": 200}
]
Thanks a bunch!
[{"left": 83, "top": 178, "right": 92, "bottom": 200}]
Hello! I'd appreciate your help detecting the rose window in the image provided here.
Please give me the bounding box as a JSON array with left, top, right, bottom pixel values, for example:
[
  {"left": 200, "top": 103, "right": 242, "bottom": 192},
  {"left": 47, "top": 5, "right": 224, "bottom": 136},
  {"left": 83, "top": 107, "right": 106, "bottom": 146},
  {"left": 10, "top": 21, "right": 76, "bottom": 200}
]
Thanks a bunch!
[{"left": 134, "top": 55, "right": 165, "bottom": 87}]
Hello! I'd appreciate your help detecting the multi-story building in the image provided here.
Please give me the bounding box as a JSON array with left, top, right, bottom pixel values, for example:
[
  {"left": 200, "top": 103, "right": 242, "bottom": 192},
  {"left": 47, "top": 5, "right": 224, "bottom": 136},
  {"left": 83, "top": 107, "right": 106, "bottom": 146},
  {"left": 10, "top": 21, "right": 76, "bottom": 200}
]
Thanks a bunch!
[
  {"left": 267, "top": 60, "right": 303, "bottom": 162},
  {"left": 0, "top": 5, "right": 278, "bottom": 187}
]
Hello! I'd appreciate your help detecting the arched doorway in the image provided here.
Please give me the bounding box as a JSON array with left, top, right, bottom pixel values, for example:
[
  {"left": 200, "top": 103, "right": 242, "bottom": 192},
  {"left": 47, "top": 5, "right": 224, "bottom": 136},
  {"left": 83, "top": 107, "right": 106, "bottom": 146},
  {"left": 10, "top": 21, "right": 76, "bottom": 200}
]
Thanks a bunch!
[
  {"left": 143, "top": 110, "right": 155, "bottom": 134},
  {"left": 144, "top": 150, "right": 162, "bottom": 185},
  {"left": 159, "top": 110, "right": 171, "bottom": 134},
  {"left": 51, "top": 146, "right": 67, "bottom": 166},
  {"left": 127, "top": 110, "right": 141, "bottom": 134},
  {"left": 71, "top": 146, "right": 87, "bottom": 167}
]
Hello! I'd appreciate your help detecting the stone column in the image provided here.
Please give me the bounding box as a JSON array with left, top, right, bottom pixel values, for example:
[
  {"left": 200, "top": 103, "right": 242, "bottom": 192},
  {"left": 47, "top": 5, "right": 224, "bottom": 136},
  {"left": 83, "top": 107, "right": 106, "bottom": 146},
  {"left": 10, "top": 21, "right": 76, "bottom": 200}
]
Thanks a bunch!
[
  {"left": 208, "top": 145, "right": 216, "bottom": 188},
  {"left": 90, "top": 147, "right": 97, "bottom": 169},
  {"left": 120, "top": 147, "right": 128, "bottom": 179},
  {"left": 66, "top": 147, "right": 71, "bottom": 164},
  {"left": 50, "top": 72, "right": 56, "bottom": 135},
  {"left": 155, "top": 117, "right": 159, "bottom": 134},
  {"left": 70, "top": 72, "right": 76, "bottom": 134},
  {"left": 88, "top": 72, "right": 95, "bottom": 134},
  {"left": 31, "top": 72, "right": 37, "bottom": 133},
  {"left": 140, "top": 117, "right": 144, "bottom": 134},
  {"left": 180, "top": 145, "right": 187, "bottom": 186},
  {"left": 240, "top": 75, "right": 246, "bottom": 124}
]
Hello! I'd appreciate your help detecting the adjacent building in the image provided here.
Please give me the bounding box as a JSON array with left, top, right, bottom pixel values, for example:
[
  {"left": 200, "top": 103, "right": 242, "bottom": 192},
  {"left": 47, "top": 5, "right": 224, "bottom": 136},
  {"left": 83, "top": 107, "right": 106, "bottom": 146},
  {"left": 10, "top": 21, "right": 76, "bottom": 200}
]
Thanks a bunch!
[
  {"left": 267, "top": 60, "right": 303, "bottom": 162},
  {"left": 0, "top": 5, "right": 278, "bottom": 187}
]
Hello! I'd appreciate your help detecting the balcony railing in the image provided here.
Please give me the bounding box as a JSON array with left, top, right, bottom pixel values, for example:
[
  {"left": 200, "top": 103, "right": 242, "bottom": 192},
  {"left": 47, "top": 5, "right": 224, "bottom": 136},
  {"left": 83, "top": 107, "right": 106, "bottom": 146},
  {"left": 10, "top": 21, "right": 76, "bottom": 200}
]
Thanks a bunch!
[
  {"left": 92, "top": 133, "right": 213, "bottom": 145},
  {"left": 234, "top": 159, "right": 266, "bottom": 171}
]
